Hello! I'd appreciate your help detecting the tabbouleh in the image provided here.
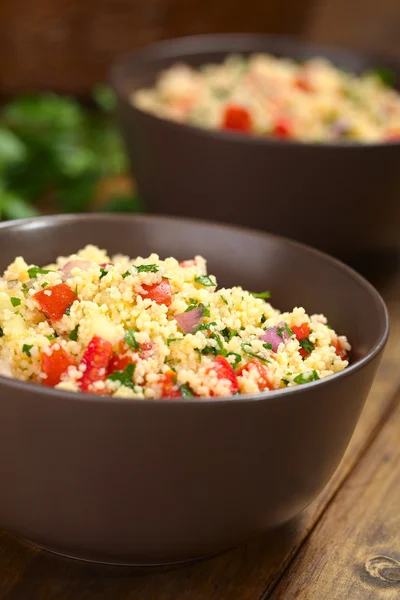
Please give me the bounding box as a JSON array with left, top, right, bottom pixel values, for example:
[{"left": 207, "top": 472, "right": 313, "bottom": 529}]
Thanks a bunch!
[{"left": 0, "top": 246, "right": 350, "bottom": 398}]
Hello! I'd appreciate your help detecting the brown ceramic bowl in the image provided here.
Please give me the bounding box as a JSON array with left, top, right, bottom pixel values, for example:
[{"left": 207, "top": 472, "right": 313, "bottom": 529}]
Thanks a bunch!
[
  {"left": 111, "top": 33, "right": 400, "bottom": 269},
  {"left": 0, "top": 214, "right": 388, "bottom": 565}
]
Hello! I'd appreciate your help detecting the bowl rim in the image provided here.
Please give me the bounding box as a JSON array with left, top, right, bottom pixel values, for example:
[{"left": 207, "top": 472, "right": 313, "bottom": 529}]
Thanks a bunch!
[
  {"left": 110, "top": 32, "right": 400, "bottom": 150},
  {"left": 0, "top": 213, "right": 390, "bottom": 406}
]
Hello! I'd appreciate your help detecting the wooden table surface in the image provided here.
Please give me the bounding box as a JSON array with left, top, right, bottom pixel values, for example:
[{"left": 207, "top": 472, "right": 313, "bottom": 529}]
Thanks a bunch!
[{"left": 1, "top": 265, "right": 399, "bottom": 600}]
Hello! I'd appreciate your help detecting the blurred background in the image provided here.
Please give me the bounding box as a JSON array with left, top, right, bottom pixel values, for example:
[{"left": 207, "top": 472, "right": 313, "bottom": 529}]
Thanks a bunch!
[{"left": 0, "top": 0, "right": 399, "bottom": 220}]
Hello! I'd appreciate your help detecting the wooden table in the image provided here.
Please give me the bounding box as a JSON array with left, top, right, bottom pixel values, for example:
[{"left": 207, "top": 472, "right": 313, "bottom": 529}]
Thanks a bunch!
[{"left": 1, "top": 266, "right": 399, "bottom": 600}]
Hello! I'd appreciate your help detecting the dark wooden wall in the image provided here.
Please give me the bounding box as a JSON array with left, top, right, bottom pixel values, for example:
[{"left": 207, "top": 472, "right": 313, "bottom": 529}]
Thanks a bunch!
[{"left": 0, "top": 0, "right": 313, "bottom": 95}]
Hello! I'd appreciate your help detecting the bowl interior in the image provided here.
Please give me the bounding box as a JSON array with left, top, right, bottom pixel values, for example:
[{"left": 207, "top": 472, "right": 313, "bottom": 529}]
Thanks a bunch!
[
  {"left": 112, "top": 33, "right": 400, "bottom": 100},
  {"left": 0, "top": 214, "right": 387, "bottom": 368}
]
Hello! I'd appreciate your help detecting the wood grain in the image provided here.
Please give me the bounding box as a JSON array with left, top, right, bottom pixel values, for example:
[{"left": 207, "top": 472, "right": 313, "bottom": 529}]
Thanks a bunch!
[
  {"left": 270, "top": 393, "right": 400, "bottom": 600},
  {"left": 0, "top": 273, "right": 399, "bottom": 599}
]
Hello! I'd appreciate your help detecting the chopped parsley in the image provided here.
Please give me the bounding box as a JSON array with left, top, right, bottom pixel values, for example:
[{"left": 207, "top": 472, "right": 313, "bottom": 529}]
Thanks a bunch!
[
  {"left": 194, "top": 275, "right": 216, "bottom": 287},
  {"left": 202, "top": 332, "right": 226, "bottom": 357},
  {"left": 46, "top": 334, "right": 57, "bottom": 341},
  {"left": 65, "top": 303, "right": 72, "bottom": 316},
  {"left": 220, "top": 295, "right": 228, "bottom": 305},
  {"left": 260, "top": 315, "right": 266, "bottom": 324},
  {"left": 167, "top": 337, "right": 181, "bottom": 346},
  {"left": 299, "top": 337, "right": 315, "bottom": 354},
  {"left": 241, "top": 344, "right": 271, "bottom": 362},
  {"left": 124, "top": 328, "right": 140, "bottom": 352},
  {"left": 369, "top": 67, "right": 396, "bottom": 87},
  {"left": 185, "top": 301, "right": 210, "bottom": 317},
  {"left": 220, "top": 327, "right": 238, "bottom": 342},
  {"left": 10, "top": 297, "right": 21, "bottom": 307},
  {"left": 22, "top": 344, "right": 33, "bottom": 357},
  {"left": 122, "top": 270, "right": 130, "bottom": 278},
  {"left": 227, "top": 352, "right": 241, "bottom": 368},
  {"left": 180, "top": 383, "right": 195, "bottom": 398},
  {"left": 0, "top": 327, "right": 3, "bottom": 337},
  {"left": 195, "top": 322, "right": 217, "bottom": 333},
  {"left": 99, "top": 267, "right": 108, "bottom": 280},
  {"left": 41, "top": 281, "right": 49, "bottom": 288},
  {"left": 326, "top": 323, "right": 333, "bottom": 330},
  {"left": 107, "top": 363, "right": 135, "bottom": 390},
  {"left": 263, "top": 342, "right": 272, "bottom": 350},
  {"left": 135, "top": 264, "right": 159, "bottom": 273},
  {"left": 293, "top": 370, "right": 320, "bottom": 385},
  {"left": 284, "top": 323, "right": 294, "bottom": 337},
  {"left": 21, "top": 283, "right": 29, "bottom": 292},
  {"left": 27, "top": 266, "right": 53, "bottom": 279},
  {"left": 281, "top": 378, "right": 290, "bottom": 386},
  {"left": 69, "top": 324, "right": 79, "bottom": 341},
  {"left": 241, "top": 343, "right": 271, "bottom": 363},
  {"left": 250, "top": 290, "right": 271, "bottom": 299}
]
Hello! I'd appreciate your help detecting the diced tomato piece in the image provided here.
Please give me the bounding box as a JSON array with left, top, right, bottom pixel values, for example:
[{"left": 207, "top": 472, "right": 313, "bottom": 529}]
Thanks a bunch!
[
  {"left": 79, "top": 336, "right": 113, "bottom": 393},
  {"left": 179, "top": 259, "right": 197, "bottom": 268},
  {"left": 385, "top": 128, "right": 400, "bottom": 141},
  {"left": 139, "top": 342, "right": 154, "bottom": 358},
  {"left": 41, "top": 344, "right": 76, "bottom": 387},
  {"left": 160, "top": 370, "right": 182, "bottom": 398},
  {"left": 107, "top": 353, "right": 135, "bottom": 375},
  {"left": 222, "top": 105, "right": 252, "bottom": 133},
  {"left": 206, "top": 355, "right": 239, "bottom": 396},
  {"left": 292, "top": 322, "right": 312, "bottom": 358},
  {"left": 292, "top": 323, "right": 311, "bottom": 341},
  {"left": 273, "top": 118, "right": 293, "bottom": 138},
  {"left": 139, "top": 278, "right": 172, "bottom": 307},
  {"left": 33, "top": 283, "right": 78, "bottom": 322},
  {"left": 333, "top": 338, "right": 348, "bottom": 360},
  {"left": 237, "top": 359, "right": 272, "bottom": 391},
  {"left": 294, "top": 77, "right": 312, "bottom": 92}
]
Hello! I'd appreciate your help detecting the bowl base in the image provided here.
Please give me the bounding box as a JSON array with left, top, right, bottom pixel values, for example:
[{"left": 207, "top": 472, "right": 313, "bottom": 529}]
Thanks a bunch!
[{"left": 19, "top": 535, "right": 224, "bottom": 567}]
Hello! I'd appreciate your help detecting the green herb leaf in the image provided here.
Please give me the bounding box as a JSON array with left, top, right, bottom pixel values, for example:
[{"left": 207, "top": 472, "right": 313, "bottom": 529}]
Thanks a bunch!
[
  {"left": 369, "top": 67, "right": 396, "bottom": 87},
  {"left": 99, "top": 267, "right": 108, "bottom": 280},
  {"left": 22, "top": 344, "right": 33, "bottom": 357},
  {"left": 134, "top": 264, "right": 159, "bottom": 273},
  {"left": 0, "top": 327, "right": 3, "bottom": 337},
  {"left": 185, "top": 301, "right": 210, "bottom": 317},
  {"left": 220, "top": 327, "right": 238, "bottom": 342},
  {"left": 167, "top": 337, "right": 181, "bottom": 346},
  {"left": 124, "top": 328, "right": 140, "bottom": 352},
  {"left": 41, "top": 281, "right": 49, "bottom": 288},
  {"left": 250, "top": 290, "right": 271, "bottom": 299},
  {"left": 281, "top": 378, "right": 290, "bottom": 386},
  {"left": 122, "top": 270, "right": 130, "bottom": 278},
  {"left": 194, "top": 275, "right": 216, "bottom": 287},
  {"left": 93, "top": 84, "right": 117, "bottom": 113},
  {"left": 260, "top": 315, "right": 266, "bottom": 324},
  {"left": 227, "top": 352, "right": 241, "bottom": 368},
  {"left": 299, "top": 337, "right": 315, "bottom": 354},
  {"left": 65, "top": 304, "right": 72, "bottom": 316},
  {"left": 107, "top": 362, "right": 135, "bottom": 390},
  {"left": 293, "top": 370, "right": 320, "bottom": 385},
  {"left": 241, "top": 343, "right": 271, "bottom": 363},
  {"left": 10, "top": 297, "right": 21, "bottom": 307},
  {"left": 194, "top": 322, "right": 217, "bottom": 333},
  {"left": 46, "top": 334, "right": 57, "bottom": 341},
  {"left": 284, "top": 323, "right": 294, "bottom": 337},
  {"left": 263, "top": 342, "right": 272, "bottom": 350},
  {"left": 69, "top": 324, "right": 79, "bottom": 341},
  {"left": 179, "top": 383, "right": 195, "bottom": 398},
  {"left": 220, "top": 295, "right": 228, "bottom": 305}
]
